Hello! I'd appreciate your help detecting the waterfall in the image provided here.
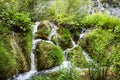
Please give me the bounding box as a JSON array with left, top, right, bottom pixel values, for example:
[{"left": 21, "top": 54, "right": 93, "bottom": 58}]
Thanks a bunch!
[
  {"left": 71, "top": 38, "right": 77, "bottom": 47},
  {"left": 10, "top": 22, "right": 94, "bottom": 80},
  {"left": 48, "top": 22, "right": 58, "bottom": 41},
  {"left": 11, "top": 22, "right": 72, "bottom": 80},
  {"left": 12, "top": 22, "right": 40, "bottom": 80}
]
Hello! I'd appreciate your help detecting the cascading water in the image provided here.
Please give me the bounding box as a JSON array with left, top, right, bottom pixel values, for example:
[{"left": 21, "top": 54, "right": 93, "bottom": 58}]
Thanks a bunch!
[
  {"left": 12, "top": 22, "right": 40, "bottom": 80},
  {"left": 48, "top": 22, "right": 58, "bottom": 41},
  {"left": 11, "top": 22, "right": 94, "bottom": 80}
]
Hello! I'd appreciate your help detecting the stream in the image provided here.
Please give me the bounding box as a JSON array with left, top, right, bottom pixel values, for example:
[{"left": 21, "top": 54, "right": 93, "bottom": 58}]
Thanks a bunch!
[
  {"left": 10, "top": 21, "right": 92, "bottom": 80},
  {"left": 10, "top": 0, "right": 120, "bottom": 80}
]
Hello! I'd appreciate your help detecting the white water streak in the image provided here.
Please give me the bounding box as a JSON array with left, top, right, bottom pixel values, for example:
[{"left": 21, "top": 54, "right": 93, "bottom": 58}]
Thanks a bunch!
[
  {"left": 14, "top": 22, "right": 40, "bottom": 80},
  {"left": 48, "top": 22, "right": 58, "bottom": 41}
]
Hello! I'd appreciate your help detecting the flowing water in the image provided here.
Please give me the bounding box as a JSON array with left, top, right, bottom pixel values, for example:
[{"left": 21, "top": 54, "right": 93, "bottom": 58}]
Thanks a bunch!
[
  {"left": 12, "top": 22, "right": 40, "bottom": 80},
  {"left": 9, "top": 0, "right": 120, "bottom": 79},
  {"left": 11, "top": 21, "right": 93, "bottom": 80}
]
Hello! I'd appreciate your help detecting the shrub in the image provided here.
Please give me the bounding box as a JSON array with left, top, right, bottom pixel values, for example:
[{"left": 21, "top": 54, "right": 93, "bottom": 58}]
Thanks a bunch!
[
  {"left": 81, "top": 29, "right": 114, "bottom": 65},
  {"left": 68, "top": 46, "right": 88, "bottom": 68},
  {"left": 35, "top": 21, "right": 51, "bottom": 39},
  {"left": 0, "top": 10, "right": 32, "bottom": 35},
  {"left": 55, "top": 27, "right": 72, "bottom": 50},
  {"left": 81, "top": 13, "right": 120, "bottom": 33}
]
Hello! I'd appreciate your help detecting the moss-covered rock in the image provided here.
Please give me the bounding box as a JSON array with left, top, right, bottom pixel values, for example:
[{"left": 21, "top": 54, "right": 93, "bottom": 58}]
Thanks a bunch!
[
  {"left": 35, "top": 41, "right": 64, "bottom": 71},
  {"left": 52, "top": 27, "right": 72, "bottom": 50},
  {"left": 80, "top": 29, "right": 114, "bottom": 65},
  {"left": 68, "top": 46, "right": 88, "bottom": 68},
  {"left": 0, "top": 39, "right": 16, "bottom": 80},
  {"left": 35, "top": 21, "right": 51, "bottom": 39},
  {"left": 0, "top": 32, "right": 32, "bottom": 80}
]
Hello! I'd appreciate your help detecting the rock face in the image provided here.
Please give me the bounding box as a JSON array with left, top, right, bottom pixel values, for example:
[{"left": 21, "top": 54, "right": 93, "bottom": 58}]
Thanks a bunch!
[
  {"left": 68, "top": 46, "right": 88, "bottom": 68},
  {"left": 35, "top": 41, "right": 64, "bottom": 71},
  {"left": 35, "top": 21, "right": 52, "bottom": 40}
]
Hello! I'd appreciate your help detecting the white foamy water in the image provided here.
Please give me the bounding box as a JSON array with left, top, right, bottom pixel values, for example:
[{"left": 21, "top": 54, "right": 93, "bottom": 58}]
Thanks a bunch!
[
  {"left": 82, "top": 50, "right": 92, "bottom": 62},
  {"left": 13, "top": 22, "right": 40, "bottom": 80},
  {"left": 48, "top": 22, "right": 58, "bottom": 41},
  {"left": 10, "top": 21, "right": 94, "bottom": 80},
  {"left": 36, "top": 61, "right": 71, "bottom": 75},
  {"left": 71, "top": 38, "right": 78, "bottom": 47}
]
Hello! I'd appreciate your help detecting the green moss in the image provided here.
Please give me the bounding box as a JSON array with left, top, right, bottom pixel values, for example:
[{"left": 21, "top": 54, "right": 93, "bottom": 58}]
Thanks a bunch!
[
  {"left": 0, "top": 10, "right": 32, "bottom": 79},
  {"left": 0, "top": 38, "right": 16, "bottom": 79},
  {"left": 81, "top": 29, "right": 114, "bottom": 65},
  {"left": 56, "top": 27, "right": 72, "bottom": 50},
  {"left": 35, "top": 41, "right": 64, "bottom": 71},
  {"left": 68, "top": 46, "right": 88, "bottom": 68},
  {"left": 35, "top": 21, "right": 51, "bottom": 39},
  {"left": 31, "top": 68, "right": 87, "bottom": 80},
  {"left": 19, "top": 31, "right": 32, "bottom": 70}
]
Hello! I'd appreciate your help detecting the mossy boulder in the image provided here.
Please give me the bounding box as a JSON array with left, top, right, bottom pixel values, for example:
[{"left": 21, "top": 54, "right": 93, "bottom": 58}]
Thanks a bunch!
[
  {"left": 68, "top": 46, "right": 88, "bottom": 68},
  {"left": 52, "top": 27, "right": 72, "bottom": 50},
  {"left": 0, "top": 33, "right": 32, "bottom": 80},
  {"left": 35, "top": 21, "right": 51, "bottom": 39},
  {"left": 80, "top": 29, "right": 114, "bottom": 65},
  {"left": 35, "top": 41, "right": 64, "bottom": 71}
]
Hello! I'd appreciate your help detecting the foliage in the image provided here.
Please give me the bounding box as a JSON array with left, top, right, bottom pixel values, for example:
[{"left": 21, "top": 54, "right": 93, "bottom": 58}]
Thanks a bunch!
[
  {"left": 68, "top": 46, "right": 88, "bottom": 68},
  {"left": 0, "top": 1, "right": 32, "bottom": 79},
  {"left": 35, "top": 41, "right": 64, "bottom": 71},
  {"left": 108, "top": 44, "right": 120, "bottom": 79},
  {"left": 81, "top": 29, "right": 114, "bottom": 65},
  {"left": 88, "top": 63, "right": 108, "bottom": 80},
  {"left": 57, "top": 27, "right": 72, "bottom": 50},
  {"left": 81, "top": 13, "right": 120, "bottom": 33},
  {"left": 0, "top": 39, "right": 16, "bottom": 79},
  {"left": 49, "top": 0, "right": 89, "bottom": 25},
  {"left": 35, "top": 21, "right": 51, "bottom": 39},
  {"left": 31, "top": 68, "right": 86, "bottom": 80},
  {"left": 0, "top": 10, "right": 32, "bottom": 35}
]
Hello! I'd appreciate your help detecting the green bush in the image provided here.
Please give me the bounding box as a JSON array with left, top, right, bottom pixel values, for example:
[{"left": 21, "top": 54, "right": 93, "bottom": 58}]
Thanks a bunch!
[
  {"left": 35, "top": 41, "right": 64, "bottom": 71},
  {"left": 81, "top": 29, "right": 114, "bottom": 65},
  {"left": 108, "top": 43, "right": 120, "bottom": 79},
  {"left": 68, "top": 46, "right": 88, "bottom": 68},
  {"left": 0, "top": 10, "right": 32, "bottom": 35},
  {"left": 81, "top": 13, "right": 120, "bottom": 33},
  {"left": 56, "top": 27, "right": 72, "bottom": 50}
]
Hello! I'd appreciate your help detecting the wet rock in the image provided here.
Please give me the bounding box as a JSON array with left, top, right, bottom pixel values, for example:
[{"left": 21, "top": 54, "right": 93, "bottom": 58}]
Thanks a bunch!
[
  {"left": 35, "top": 21, "right": 52, "bottom": 40},
  {"left": 35, "top": 41, "right": 64, "bottom": 71},
  {"left": 68, "top": 46, "right": 88, "bottom": 68}
]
